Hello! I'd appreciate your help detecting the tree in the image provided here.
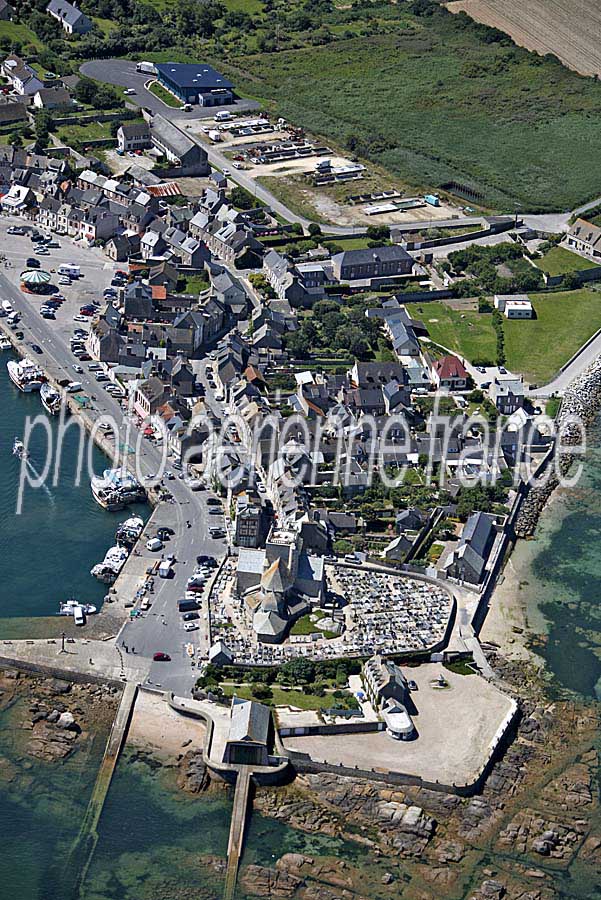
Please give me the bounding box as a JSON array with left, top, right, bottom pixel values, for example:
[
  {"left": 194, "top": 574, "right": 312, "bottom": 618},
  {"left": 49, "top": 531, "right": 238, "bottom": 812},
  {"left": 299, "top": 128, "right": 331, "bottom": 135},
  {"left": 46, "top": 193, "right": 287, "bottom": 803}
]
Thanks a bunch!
[
  {"left": 279, "top": 657, "right": 316, "bottom": 685},
  {"left": 286, "top": 329, "right": 311, "bottom": 358},
  {"left": 308, "top": 222, "right": 322, "bottom": 237},
  {"left": 333, "top": 538, "right": 354, "bottom": 555}
]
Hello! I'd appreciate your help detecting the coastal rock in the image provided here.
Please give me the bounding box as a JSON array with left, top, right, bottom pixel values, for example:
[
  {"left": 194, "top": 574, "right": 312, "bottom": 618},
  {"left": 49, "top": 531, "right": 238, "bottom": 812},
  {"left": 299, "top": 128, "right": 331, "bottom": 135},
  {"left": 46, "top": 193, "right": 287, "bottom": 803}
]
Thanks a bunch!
[
  {"left": 27, "top": 721, "right": 78, "bottom": 761},
  {"left": 57, "top": 711, "right": 77, "bottom": 730},
  {"left": 240, "top": 864, "right": 303, "bottom": 898},
  {"left": 276, "top": 853, "right": 313, "bottom": 871},
  {"left": 48, "top": 679, "right": 71, "bottom": 695},
  {"left": 177, "top": 750, "right": 209, "bottom": 794}
]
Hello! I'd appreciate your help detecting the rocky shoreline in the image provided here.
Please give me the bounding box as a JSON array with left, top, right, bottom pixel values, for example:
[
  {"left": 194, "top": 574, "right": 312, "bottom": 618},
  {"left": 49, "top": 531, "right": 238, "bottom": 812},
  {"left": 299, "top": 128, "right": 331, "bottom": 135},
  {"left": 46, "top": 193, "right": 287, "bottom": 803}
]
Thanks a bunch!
[
  {"left": 515, "top": 356, "right": 601, "bottom": 537},
  {"left": 0, "top": 666, "right": 121, "bottom": 762}
]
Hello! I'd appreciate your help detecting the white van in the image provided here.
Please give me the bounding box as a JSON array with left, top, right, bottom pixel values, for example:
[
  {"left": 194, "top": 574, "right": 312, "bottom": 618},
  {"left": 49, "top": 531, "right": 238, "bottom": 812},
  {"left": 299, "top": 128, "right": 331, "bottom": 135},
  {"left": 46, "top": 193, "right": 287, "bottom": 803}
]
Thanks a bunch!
[
  {"left": 58, "top": 264, "right": 81, "bottom": 279},
  {"left": 2, "top": 300, "right": 13, "bottom": 314},
  {"left": 215, "top": 110, "right": 232, "bottom": 122},
  {"left": 146, "top": 537, "right": 163, "bottom": 552},
  {"left": 66, "top": 381, "right": 82, "bottom": 393},
  {"left": 7, "top": 312, "right": 19, "bottom": 325},
  {"left": 73, "top": 605, "right": 85, "bottom": 626}
]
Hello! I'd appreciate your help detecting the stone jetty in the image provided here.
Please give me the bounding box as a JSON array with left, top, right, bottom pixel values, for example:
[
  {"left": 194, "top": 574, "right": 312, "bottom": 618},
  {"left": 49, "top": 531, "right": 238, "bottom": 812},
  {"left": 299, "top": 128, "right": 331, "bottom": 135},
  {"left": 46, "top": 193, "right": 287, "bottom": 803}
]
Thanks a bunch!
[{"left": 515, "top": 355, "right": 601, "bottom": 537}]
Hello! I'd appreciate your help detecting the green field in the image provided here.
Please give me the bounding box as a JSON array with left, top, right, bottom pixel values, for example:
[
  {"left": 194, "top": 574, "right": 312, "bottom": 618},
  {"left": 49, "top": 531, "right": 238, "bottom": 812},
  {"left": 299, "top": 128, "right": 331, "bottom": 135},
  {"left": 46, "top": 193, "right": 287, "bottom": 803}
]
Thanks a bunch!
[
  {"left": 504, "top": 289, "right": 601, "bottom": 384},
  {"left": 413, "top": 301, "right": 497, "bottom": 363},
  {"left": 534, "top": 246, "right": 601, "bottom": 277},
  {"left": 221, "top": 683, "right": 334, "bottom": 710},
  {"left": 224, "top": 6, "right": 601, "bottom": 210},
  {"left": 147, "top": 80, "right": 181, "bottom": 107}
]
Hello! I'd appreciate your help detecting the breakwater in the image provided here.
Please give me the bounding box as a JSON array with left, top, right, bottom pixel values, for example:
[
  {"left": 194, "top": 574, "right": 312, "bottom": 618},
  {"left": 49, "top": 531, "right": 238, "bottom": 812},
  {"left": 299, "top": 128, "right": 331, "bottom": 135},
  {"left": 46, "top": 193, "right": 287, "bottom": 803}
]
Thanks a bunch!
[{"left": 515, "top": 355, "right": 601, "bottom": 537}]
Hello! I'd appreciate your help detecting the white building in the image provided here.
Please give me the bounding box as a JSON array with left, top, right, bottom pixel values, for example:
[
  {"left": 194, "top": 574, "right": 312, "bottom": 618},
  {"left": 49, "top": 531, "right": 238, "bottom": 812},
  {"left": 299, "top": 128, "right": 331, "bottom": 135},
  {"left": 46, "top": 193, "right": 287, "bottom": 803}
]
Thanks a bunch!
[{"left": 494, "top": 294, "right": 533, "bottom": 319}]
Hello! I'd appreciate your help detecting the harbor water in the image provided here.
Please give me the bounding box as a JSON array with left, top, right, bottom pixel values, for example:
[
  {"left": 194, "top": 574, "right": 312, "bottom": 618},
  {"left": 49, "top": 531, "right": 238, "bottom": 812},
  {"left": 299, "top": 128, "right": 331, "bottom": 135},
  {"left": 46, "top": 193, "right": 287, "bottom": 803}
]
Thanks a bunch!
[{"left": 0, "top": 352, "right": 146, "bottom": 622}]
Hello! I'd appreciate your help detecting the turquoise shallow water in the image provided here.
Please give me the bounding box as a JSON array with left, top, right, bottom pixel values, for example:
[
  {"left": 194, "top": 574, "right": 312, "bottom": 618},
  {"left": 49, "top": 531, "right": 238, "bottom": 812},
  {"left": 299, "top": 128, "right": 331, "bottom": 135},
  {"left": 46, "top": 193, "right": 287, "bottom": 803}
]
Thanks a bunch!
[
  {"left": 517, "top": 417, "right": 601, "bottom": 699},
  {"left": 0, "top": 352, "right": 147, "bottom": 619}
]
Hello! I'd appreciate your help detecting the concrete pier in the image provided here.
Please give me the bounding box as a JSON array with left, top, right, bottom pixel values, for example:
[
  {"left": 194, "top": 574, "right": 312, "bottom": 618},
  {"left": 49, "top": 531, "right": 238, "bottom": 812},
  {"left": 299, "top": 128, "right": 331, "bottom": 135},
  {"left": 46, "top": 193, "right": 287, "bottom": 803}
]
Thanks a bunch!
[
  {"left": 66, "top": 680, "right": 139, "bottom": 897},
  {"left": 224, "top": 766, "right": 252, "bottom": 900}
]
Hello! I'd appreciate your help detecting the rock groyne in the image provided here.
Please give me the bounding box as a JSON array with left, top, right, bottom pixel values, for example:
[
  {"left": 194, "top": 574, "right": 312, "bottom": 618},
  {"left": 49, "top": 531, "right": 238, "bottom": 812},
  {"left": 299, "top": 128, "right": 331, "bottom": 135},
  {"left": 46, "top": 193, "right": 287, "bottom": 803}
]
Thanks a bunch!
[{"left": 515, "top": 356, "right": 601, "bottom": 537}]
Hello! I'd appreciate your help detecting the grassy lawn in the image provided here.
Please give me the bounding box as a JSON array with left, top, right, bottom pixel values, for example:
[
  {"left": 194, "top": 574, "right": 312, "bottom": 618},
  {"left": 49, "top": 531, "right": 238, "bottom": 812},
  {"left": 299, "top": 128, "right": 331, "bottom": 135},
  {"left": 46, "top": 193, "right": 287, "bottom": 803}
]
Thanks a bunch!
[
  {"left": 177, "top": 274, "right": 209, "bottom": 295},
  {"left": 221, "top": 683, "right": 334, "bottom": 710},
  {"left": 413, "top": 301, "right": 497, "bottom": 364},
  {"left": 223, "top": 5, "right": 601, "bottom": 210},
  {"left": 504, "top": 289, "right": 601, "bottom": 383},
  {"left": 0, "top": 21, "right": 45, "bottom": 49},
  {"left": 92, "top": 16, "right": 119, "bottom": 35},
  {"left": 56, "top": 121, "right": 113, "bottom": 145},
  {"left": 534, "top": 246, "right": 601, "bottom": 277},
  {"left": 147, "top": 80, "right": 181, "bottom": 108},
  {"left": 289, "top": 613, "right": 337, "bottom": 639}
]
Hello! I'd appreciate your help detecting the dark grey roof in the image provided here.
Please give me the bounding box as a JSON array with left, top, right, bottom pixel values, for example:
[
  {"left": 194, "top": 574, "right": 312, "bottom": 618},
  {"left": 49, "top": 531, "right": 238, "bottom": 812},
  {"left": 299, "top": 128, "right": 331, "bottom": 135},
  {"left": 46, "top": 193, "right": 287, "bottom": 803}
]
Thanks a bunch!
[
  {"left": 155, "top": 62, "right": 233, "bottom": 91},
  {"left": 461, "top": 511, "right": 496, "bottom": 557},
  {"left": 119, "top": 121, "right": 150, "bottom": 140},
  {"left": 333, "top": 244, "right": 413, "bottom": 267},
  {"left": 46, "top": 0, "right": 87, "bottom": 26}
]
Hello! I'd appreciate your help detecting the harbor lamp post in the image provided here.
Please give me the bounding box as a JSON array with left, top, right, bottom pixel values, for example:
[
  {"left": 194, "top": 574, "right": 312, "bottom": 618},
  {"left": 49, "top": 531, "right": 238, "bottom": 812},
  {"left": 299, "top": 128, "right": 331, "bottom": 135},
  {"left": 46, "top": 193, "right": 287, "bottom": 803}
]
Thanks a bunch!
[{"left": 59, "top": 632, "right": 66, "bottom": 654}]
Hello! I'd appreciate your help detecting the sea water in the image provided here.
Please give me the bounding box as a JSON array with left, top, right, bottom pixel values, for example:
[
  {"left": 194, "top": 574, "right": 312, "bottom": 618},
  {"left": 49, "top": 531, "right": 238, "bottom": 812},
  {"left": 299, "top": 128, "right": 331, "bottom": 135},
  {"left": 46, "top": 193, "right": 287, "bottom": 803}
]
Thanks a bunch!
[{"left": 0, "top": 353, "right": 146, "bottom": 622}]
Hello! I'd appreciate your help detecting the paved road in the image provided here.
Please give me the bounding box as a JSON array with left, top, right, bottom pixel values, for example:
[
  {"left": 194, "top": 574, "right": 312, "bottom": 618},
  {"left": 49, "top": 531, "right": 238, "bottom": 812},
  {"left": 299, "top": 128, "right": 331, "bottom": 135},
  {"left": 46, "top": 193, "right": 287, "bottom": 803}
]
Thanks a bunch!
[{"left": 0, "top": 222, "right": 227, "bottom": 695}]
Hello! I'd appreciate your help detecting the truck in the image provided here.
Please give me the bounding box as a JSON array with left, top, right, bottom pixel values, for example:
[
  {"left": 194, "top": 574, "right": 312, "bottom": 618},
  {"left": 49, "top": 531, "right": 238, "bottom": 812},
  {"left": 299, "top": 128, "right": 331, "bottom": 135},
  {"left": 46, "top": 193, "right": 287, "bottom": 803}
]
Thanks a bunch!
[
  {"left": 58, "top": 264, "right": 81, "bottom": 279},
  {"left": 207, "top": 130, "right": 221, "bottom": 143},
  {"left": 424, "top": 194, "right": 440, "bottom": 207},
  {"left": 136, "top": 61, "right": 156, "bottom": 75},
  {"left": 158, "top": 559, "right": 173, "bottom": 579},
  {"left": 214, "top": 110, "right": 232, "bottom": 122}
]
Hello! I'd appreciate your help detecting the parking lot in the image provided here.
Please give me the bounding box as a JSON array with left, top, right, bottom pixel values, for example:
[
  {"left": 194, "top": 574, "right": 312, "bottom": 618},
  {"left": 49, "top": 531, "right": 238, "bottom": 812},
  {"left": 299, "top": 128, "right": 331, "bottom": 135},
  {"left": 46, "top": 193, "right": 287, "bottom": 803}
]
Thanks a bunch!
[
  {"left": 282, "top": 662, "right": 516, "bottom": 786},
  {"left": 79, "top": 59, "right": 260, "bottom": 121}
]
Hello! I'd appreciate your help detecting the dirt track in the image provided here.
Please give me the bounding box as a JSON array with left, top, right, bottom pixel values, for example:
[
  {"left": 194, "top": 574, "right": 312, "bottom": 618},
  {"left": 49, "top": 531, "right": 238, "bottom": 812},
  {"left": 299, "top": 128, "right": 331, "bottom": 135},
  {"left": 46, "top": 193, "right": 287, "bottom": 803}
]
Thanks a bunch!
[{"left": 447, "top": 0, "right": 601, "bottom": 77}]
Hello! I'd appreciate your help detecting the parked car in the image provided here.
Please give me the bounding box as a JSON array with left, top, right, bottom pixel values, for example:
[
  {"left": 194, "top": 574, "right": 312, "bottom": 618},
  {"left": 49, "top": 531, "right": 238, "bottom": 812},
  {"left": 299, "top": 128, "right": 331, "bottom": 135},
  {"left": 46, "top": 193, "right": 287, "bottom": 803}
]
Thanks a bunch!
[
  {"left": 72, "top": 364, "right": 83, "bottom": 373},
  {"left": 184, "top": 622, "right": 199, "bottom": 632},
  {"left": 26, "top": 257, "right": 41, "bottom": 268},
  {"left": 30, "top": 344, "right": 43, "bottom": 354},
  {"left": 58, "top": 277, "right": 71, "bottom": 286},
  {"left": 7, "top": 225, "right": 25, "bottom": 235},
  {"left": 182, "top": 612, "right": 200, "bottom": 622}
]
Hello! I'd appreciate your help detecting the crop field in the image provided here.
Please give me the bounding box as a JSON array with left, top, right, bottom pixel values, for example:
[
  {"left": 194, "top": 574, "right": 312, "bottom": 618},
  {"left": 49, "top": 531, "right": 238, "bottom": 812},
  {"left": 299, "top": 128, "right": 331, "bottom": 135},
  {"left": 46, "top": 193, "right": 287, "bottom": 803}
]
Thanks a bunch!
[
  {"left": 446, "top": 0, "right": 601, "bottom": 78},
  {"left": 225, "top": 6, "right": 601, "bottom": 211}
]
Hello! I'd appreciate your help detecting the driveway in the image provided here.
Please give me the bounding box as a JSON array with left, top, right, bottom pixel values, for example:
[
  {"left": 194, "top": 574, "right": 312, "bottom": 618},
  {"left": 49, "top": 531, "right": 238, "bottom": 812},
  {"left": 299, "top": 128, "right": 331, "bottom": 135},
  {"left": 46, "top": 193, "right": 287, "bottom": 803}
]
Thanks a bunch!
[{"left": 79, "top": 58, "right": 260, "bottom": 121}]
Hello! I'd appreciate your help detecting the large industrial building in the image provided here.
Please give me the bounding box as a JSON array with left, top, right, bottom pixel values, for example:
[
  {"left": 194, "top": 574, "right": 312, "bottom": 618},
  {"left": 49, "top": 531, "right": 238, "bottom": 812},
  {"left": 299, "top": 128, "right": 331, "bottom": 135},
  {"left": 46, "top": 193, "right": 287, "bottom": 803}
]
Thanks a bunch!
[{"left": 155, "top": 62, "right": 234, "bottom": 107}]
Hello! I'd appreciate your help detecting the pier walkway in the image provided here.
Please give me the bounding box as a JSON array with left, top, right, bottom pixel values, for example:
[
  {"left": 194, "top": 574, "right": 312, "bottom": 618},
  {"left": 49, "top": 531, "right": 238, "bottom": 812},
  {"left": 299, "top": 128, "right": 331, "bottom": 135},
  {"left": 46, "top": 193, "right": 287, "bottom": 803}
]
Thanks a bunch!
[
  {"left": 224, "top": 766, "right": 252, "bottom": 900},
  {"left": 66, "top": 681, "right": 139, "bottom": 897}
]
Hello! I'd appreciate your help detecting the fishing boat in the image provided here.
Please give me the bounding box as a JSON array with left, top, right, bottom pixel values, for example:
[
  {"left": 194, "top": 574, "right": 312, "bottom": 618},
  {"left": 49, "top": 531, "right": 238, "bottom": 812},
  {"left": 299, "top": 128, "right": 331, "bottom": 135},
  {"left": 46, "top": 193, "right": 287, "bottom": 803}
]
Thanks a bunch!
[
  {"left": 91, "top": 545, "right": 129, "bottom": 583},
  {"left": 58, "top": 599, "right": 97, "bottom": 616},
  {"left": 40, "top": 382, "right": 62, "bottom": 415},
  {"left": 115, "top": 515, "right": 144, "bottom": 547},
  {"left": 12, "top": 437, "right": 27, "bottom": 459},
  {"left": 7, "top": 358, "right": 44, "bottom": 392},
  {"left": 91, "top": 468, "right": 146, "bottom": 511}
]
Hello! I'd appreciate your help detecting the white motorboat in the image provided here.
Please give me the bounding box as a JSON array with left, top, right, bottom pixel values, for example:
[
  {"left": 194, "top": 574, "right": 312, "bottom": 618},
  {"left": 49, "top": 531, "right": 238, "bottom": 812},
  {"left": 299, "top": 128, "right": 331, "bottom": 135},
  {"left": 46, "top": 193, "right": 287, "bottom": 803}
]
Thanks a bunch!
[
  {"left": 115, "top": 515, "right": 144, "bottom": 547},
  {"left": 7, "top": 358, "right": 44, "bottom": 392},
  {"left": 58, "top": 599, "right": 97, "bottom": 616},
  {"left": 40, "top": 382, "right": 62, "bottom": 415},
  {"left": 91, "top": 468, "right": 146, "bottom": 511},
  {"left": 91, "top": 545, "right": 129, "bottom": 583},
  {"left": 12, "top": 437, "right": 27, "bottom": 459}
]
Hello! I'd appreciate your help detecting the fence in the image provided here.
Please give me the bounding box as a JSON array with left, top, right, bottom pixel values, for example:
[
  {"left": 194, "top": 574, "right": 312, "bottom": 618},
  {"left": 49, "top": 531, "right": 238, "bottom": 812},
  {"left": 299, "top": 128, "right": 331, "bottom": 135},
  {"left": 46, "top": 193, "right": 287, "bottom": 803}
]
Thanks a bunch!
[{"left": 544, "top": 265, "right": 601, "bottom": 289}]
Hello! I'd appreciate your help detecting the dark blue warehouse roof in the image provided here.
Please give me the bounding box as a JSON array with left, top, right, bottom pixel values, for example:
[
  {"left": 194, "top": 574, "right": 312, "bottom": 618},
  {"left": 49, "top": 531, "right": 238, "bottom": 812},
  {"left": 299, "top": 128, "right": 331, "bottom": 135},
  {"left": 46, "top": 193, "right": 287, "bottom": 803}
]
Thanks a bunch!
[{"left": 155, "top": 62, "right": 234, "bottom": 90}]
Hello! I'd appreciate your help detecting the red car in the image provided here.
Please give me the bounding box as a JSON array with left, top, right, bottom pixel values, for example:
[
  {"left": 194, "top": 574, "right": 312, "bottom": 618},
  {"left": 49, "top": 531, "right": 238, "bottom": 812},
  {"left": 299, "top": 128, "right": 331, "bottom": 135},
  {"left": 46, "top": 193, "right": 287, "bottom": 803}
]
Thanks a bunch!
[{"left": 153, "top": 652, "right": 171, "bottom": 662}]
